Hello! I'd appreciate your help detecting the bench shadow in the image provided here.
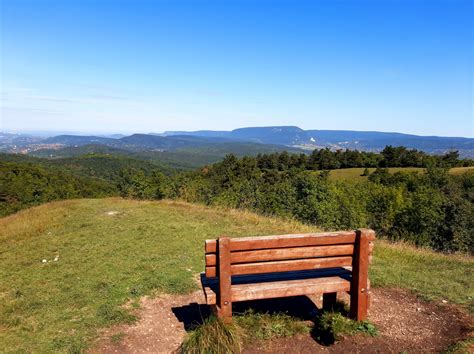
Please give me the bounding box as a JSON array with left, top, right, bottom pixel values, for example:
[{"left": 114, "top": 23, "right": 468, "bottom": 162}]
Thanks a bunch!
[
  {"left": 172, "top": 295, "right": 319, "bottom": 330},
  {"left": 232, "top": 295, "right": 319, "bottom": 320},
  {"left": 171, "top": 302, "right": 211, "bottom": 330},
  {"left": 172, "top": 296, "right": 350, "bottom": 346}
]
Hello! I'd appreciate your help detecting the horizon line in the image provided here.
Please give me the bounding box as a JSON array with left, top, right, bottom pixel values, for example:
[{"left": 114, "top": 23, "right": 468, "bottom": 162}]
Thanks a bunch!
[{"left": 2, "top": 126, "right": 473, "bottom": 140}]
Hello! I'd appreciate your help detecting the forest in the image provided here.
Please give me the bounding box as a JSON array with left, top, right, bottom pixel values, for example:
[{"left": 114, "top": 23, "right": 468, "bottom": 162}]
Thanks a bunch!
[{"left": 1, "top": 146, "right": 472, "bottom": 253}]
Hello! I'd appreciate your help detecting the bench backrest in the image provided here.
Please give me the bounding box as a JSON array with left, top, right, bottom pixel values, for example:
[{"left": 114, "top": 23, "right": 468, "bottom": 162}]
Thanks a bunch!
[{"left": 204, "top": 229, "right": 375, "bottom": 278}]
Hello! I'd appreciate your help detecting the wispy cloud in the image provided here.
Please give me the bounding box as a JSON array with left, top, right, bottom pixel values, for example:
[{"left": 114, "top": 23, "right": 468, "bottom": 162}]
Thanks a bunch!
[
  {"left": 25, "top": 95, "right": 132, "bottom": 104},
  {"left": 88, "top": 94, "right": 129, "bottom": 101},
  {"left": 1, "top": 106, "right": 64, "bottom": 114},
  {"left": 26, "top": 95, "right": 82, "bottom": 103}
]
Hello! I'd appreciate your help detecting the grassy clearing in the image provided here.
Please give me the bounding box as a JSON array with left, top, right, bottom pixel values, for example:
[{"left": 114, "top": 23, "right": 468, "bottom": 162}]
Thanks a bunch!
[
  {"left": 0, "top": 198, "right": 313, "bottom": 352},
  {"left": 0, "top": 198, "right": 472, "bottom": 352},
  {"left": 327, "top": 167, "right": 423, "bottom": 182},
  {"left": 327, "top": 166, "right": 474, "bottom": 182}
]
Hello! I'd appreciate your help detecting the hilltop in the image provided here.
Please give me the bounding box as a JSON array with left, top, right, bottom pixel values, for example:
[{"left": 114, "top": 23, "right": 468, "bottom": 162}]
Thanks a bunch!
[{"left": 0, "top": 198, "right": 472, "bottom": 352}]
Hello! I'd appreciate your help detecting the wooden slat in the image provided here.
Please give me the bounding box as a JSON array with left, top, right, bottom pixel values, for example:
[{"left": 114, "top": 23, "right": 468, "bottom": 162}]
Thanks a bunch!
[
  {"left": 203, "top": 276, "right": 350, "bottom": 305},
  {"left": 203, "top": 278, "right": 350, "bottom": 305},
  {"left": 206, "top": 266, "right": 217, "bottom": 278},
  {"left": 232, "top": 276, "right": 350, "bottom": 302},
  {"left": 205, "top": 254, "right": 216, "bottom": 267},
  {"left": 205, "top": 244, "right": 354, "bottom": 266},
  {"left": 205, "top": 255, "right": 352, "bottom": 278},
  {"left": 205, "top": 231, "right": 361, "bottom": 253},
  {"left": 203, "top": 284, "right": 216, "bottom": 304},
  {"left": 201, "top": 267, "right": 352, "bottom": 286},
  {"left": 232, "top": 256, "right": 352, "bottom": 276},
  {"left": 205, "top": 242, "right": 372, "bottom": 267}
]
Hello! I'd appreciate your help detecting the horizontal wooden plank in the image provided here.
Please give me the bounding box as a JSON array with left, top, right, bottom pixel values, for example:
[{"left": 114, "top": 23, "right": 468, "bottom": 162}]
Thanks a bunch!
[
  {"left": 203, "top": 276, "right": 350, "bottom": 305},
  {"left": 203, "top": 284, "right": 216, "bottom": 304},
  {"left": 206, "top": 266, "right": 217, "bottom": 278},
  {"left": 205, "top": 231, "right": 360, "bottom": 253},
  {"left": 201, "top": 267, "right": 351, "bottom": 285},
  {"left": 233, "top": 276, "right": 351, "bottom": 302},
  {"left": 205, "top": 240, "right": 375, "bottom": 266},
  {"left": 205, "top": 244, "right": 354, "bottom": 266},
  {"left": 232, "top": 256, "right": 352, "bottom": 276},
  {"left": 205, "top": 256, "right": 352, "bottom": 278}
]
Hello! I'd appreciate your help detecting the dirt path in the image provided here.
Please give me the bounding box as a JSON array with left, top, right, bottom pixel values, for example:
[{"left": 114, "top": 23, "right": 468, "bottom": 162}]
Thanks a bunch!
[{"left": 94, "top": 288, "right": 472, "bottom": 353}]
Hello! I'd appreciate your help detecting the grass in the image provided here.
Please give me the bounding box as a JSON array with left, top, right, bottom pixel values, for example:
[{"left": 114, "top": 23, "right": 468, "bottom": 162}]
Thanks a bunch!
[
  {"left": 0, "top": 198, "right": 313, "bottom": 352},
  {"left": 444, "top": 336, "right": 474, "bottom": 353},
  {"left": 326, "top": 166, "right": 474, "bottom": 182},
  {"left": 0, "top": 198, "right": 472, "bottom": 352},
  {"left": 181, "top": 311, "right": 310, "bottom": 353},
  {"left": 180, "top": 306, "right": 377, "bottom": 352},
  {"left": 370, "top": 241, "right": 474, "bottom": 311},
  {"left": 313, "top": 311, "right": 378, "bottom": 345}
]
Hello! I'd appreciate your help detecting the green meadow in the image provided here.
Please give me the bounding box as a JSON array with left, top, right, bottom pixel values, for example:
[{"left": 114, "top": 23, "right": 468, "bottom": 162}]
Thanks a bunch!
[
  {"left": 327, "top": 166, "right": 474, "bottom": 182},
  {"left": 0, "top": 198, "right": 472, "bottom": 352}
]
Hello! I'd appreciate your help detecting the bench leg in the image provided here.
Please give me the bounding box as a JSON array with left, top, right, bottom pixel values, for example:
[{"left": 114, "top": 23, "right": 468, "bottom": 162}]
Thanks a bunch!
[
  {"left": 350, "top": 290, "right": 368, "bottom": 321},
  {"left": 350, "top": 229, "right": 370, "bottom": 321},
  {"left": 322, "top": 292, "right": 337, "bottom": 311},
  {"left": 216, "top": 302, "right": 232, "bottom": 324},
  {"left": 217, "top": 237, "right": 233, "bottom": 324}
]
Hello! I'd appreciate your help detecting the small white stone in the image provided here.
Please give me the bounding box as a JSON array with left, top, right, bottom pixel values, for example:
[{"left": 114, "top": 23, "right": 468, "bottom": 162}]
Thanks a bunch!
[
  {"left": 441, "top": 299, "right": 448, "bottom": 304},
  {"left": 42, "top": 259, "right": 47, "bottom": 263}
]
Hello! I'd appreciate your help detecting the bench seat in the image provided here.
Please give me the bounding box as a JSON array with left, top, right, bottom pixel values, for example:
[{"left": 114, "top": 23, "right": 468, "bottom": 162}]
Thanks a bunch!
[{"left": 201, "top": 268, "right": 352, "bottom": 305}]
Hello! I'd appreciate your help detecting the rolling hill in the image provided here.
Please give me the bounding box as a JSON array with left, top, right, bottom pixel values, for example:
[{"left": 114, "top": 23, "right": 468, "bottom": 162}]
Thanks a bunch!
[
  {"left": 3, "top": 127, "right": 473, "bottom": 162},
  {"left": 27, "top": 140, "right": 303, "bottom": 170},
  {"left": 0, "top": 198, "right": 472, "bottom": 352}
]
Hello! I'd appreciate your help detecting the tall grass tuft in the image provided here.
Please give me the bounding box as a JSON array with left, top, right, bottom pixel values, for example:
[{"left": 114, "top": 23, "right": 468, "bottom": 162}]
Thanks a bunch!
[
  {"left": 235, "top": 309, "right": 310, "bottom": 340},
  {"left": 180, "top": 316, "right": 242, "bottom": 354},
  {"left": 180, "top": 310, "right": 310, "bottom": 353}
]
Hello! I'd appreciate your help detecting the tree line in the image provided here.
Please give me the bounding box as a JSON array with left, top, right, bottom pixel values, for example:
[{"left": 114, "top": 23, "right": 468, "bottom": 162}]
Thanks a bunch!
[
  {"left": 117, "top": 152, "right": 473, "bottom": 253},
  {"left": 0, "top": 161, "right": 116, "bottom": 216},
  {"left": 253, "top": 146, "right": 472, "bottom": 171},
  {"left": 1, "top": 146, "right": 472, "bottom": 253}
]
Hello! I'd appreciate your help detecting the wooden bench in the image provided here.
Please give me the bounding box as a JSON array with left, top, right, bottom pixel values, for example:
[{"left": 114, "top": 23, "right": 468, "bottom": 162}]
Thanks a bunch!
[{"left": 200, "top": 229, "right": 375, "bottom": 323}]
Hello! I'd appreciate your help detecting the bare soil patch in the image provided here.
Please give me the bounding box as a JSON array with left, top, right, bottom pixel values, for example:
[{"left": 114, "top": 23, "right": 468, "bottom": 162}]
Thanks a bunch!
[{"left": 94, "top": 288, "right": 472, "bottom": 353}]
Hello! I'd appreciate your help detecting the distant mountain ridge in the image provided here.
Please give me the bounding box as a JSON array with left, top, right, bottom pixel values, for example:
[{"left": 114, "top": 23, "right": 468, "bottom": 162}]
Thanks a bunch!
[
  {"left": 2, "top": 126, "right": 473, "bottom": 158},
  {"left": 162, "top": 126, "right": 474, "bottom": 156}
]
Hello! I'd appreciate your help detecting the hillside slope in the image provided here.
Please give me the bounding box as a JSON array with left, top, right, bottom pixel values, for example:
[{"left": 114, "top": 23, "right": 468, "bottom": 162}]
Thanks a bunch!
[{"left": 0, "top": 199, "right": 472, "bottom": 352}]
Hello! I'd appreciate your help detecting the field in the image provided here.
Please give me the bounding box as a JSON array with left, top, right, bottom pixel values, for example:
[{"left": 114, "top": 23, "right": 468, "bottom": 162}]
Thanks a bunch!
[
  {"left": 327, "top": 166, "right": 474, "bottom": 182},
  {"left": 1, "top": 198, "right": 473, "bottom": 352}
]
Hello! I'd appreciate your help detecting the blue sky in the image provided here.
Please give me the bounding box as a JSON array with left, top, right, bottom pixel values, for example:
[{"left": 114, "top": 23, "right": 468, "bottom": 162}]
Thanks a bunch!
[{"left": 1, "top": 0, "right": 473, "bottom": 137}]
